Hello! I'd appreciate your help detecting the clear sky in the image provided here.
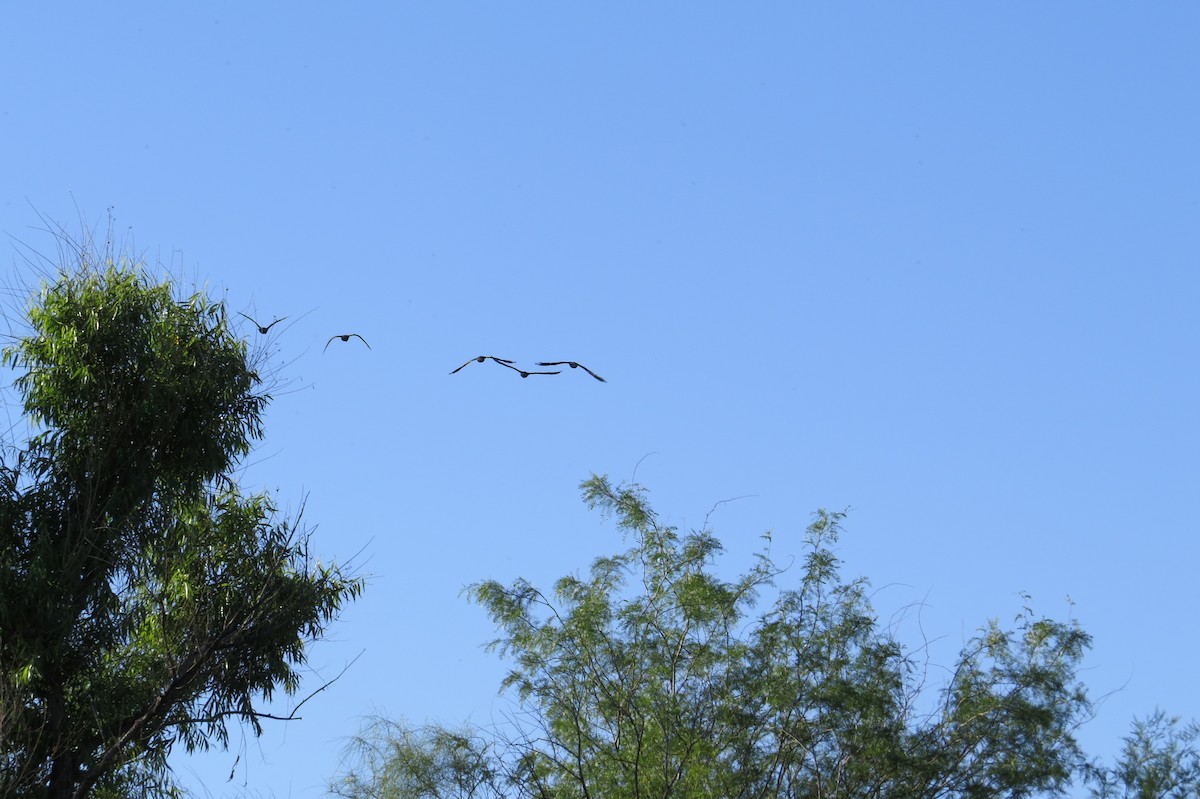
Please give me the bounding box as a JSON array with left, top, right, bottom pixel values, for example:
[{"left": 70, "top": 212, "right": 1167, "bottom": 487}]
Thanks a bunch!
[{"left": 3, "top": 4, "right": 1198, "bottom": 797}]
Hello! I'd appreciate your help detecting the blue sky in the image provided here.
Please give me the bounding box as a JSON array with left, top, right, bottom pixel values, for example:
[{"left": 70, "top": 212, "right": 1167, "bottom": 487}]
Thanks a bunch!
[{"left": 3, "top": 4, "right": 1198, "bottom": 796}]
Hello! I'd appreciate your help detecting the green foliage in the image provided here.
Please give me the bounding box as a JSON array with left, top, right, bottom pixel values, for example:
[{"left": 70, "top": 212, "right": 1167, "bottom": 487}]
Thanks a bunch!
[
  {"left": 334, "top": 719, "right": 501, "bottom": 799},
  {"left": 1088, "top": 711, "right": 1200, "bottom": 799},
  {"left": 10, "top": 266, "right": 263, "bottom": 489},
  {"left": 333, "top": 475, "right": 1096, "bottom": 799},
  {"left": 0, "top": 257, "right": 362, "bottom": 798}
]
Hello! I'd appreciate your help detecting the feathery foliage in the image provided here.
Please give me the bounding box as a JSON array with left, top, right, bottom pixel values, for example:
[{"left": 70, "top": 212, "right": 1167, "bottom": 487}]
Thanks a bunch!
[{"left": 333, "top": 475, "right": 1098, "bottom": 799}]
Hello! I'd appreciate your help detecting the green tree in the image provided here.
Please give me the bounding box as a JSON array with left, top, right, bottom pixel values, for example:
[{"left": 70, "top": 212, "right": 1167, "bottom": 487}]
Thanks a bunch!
[
  {"left": 1087, "top": 711, "right": 1200, "bottom": 799},
  {"left": 0, "top": 249, "right": 363, "bottom": 799},
  {"left": 332, "top": 475, "right": 1096, "bottom": 799}
]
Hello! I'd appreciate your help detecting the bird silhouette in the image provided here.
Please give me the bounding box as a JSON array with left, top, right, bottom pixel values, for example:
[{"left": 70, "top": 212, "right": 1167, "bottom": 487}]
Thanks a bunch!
[
  {"left": 449, "top": 355, "right": 517, "bottom": 375},
  {"left": 537, "top": 361, "right": 606, "bottom": 382},
  {"left": 239, "top": 313, "right": 287, "bottom": 334},
  {"left": 324, "top": 333, "right": 371, "bottom": 353},
  {"left": 497, "top": 361, "right": 561, "bottom": 378}
]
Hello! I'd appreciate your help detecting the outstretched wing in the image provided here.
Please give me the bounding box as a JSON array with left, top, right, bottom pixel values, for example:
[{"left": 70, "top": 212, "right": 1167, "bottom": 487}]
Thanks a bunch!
[
  {"left": 451, "top": 356, "right": 516, "bottom": 374},
  {"left": 537, "top": 361, "right": 606, "bottom": 382},
  {"left": 498, "top": 361, "right": 560, "bottom": 378},
  {"left": 574, "top": 363, "right": 606, "bottom": 382}
]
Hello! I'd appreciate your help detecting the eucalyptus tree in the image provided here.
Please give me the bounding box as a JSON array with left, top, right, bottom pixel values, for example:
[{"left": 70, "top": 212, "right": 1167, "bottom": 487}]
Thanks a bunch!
[
  {"left": 333, "top": 475, "right": 1096, "bottom": 799},
  {"left": 0, "top": 254, "right": 362, "bottom": 799}
]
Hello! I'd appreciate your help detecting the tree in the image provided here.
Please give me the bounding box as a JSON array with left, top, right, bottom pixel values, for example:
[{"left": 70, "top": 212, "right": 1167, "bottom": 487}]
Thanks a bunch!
[
  {"left": 331, "top": 475, "right": 1097, "bottom": 799},
  {"left": 1087, "top": 711, "right": 1200, "bottom": 799},
  {"left": 0, "top": 243, "right": 363, "bottom": 799}
]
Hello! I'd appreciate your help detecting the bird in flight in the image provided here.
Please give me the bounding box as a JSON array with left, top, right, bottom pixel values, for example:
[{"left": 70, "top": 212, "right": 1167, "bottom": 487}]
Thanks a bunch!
[
  {"left": 239, "top": 313, "right": 287, "bottom": 334},
  {"left": 324, "top": 333, "right": 371, "bottom": 353},
  {"left": 449, "top": 355, "right": 517, "bottom": 375},
  {"left": 497, "top": 361, "right": 561, "bottom": 379},
  {"left": 537, "top": 361, "right": 607, "bottom": 382}
]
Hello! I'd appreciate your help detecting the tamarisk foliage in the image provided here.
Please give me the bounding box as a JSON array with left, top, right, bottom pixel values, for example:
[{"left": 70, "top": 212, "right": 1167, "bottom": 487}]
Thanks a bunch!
[{"left": 333, "top": 476, "right": 1099, "bottom": 799}]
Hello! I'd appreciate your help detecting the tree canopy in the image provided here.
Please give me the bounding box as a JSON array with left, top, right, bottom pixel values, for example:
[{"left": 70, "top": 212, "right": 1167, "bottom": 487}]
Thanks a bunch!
[
  {"left": 332, "top": 475, "right": 1113, "bottom": 799},
  {"left": 0, "top": 253, "right": 362, "bottom": 798},
  {"left": 1088, "top": 711, "right": 1200, "bottom": 799}
]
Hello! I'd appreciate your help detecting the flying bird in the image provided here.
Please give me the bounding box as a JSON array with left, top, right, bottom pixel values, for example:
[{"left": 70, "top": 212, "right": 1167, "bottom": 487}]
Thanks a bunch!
[
  {"left": 537, "top": 361, "right": 606, "bottom": 382},
  {"left": 324, "top": 333, "right": 371, "bottom": 353},
  {"left": 449, "top": 355, "right": 517, "bottom": 375},
  {"left": 239, "top": 313, "right": 287, "bottom": 334},
  {"left": 497, "top": 361, "right": 561, "bottom": 378}
]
